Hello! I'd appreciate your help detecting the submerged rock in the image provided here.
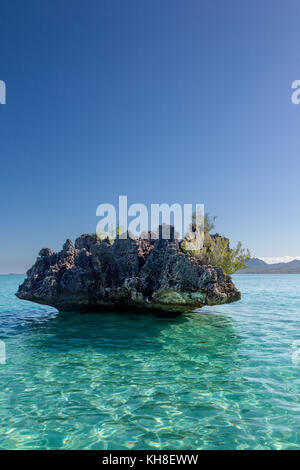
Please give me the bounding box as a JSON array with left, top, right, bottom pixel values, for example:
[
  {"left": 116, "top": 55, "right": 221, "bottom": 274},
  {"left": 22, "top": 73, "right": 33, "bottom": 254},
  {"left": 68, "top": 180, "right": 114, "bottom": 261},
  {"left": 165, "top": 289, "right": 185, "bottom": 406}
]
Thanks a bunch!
[{"left": 16, "top": 231, "right": 241, "bottom": 313}]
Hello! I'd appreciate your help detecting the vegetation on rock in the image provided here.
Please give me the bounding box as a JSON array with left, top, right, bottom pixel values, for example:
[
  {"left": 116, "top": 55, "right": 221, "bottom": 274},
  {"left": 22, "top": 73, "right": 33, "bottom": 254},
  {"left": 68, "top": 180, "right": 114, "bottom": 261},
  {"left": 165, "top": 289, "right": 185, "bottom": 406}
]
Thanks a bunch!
[{"left": 182, "top": 214, "right": 251, "bottom": 274}]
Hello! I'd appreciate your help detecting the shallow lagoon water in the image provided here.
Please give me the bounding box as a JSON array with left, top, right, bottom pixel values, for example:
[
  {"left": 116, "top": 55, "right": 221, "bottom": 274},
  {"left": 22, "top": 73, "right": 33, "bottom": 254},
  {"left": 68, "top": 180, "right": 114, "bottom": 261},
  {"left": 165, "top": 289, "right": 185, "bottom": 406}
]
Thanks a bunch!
[{"left": 0, "top": 274, "right": 300, "bottom": 449}]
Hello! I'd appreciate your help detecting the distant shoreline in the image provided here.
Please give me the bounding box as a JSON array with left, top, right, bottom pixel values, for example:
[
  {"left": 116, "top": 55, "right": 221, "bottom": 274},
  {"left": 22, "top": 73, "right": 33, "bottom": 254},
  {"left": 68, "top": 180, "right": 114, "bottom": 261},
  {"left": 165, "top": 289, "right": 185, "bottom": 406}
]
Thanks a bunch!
[
  {"left": 238, "top": 257, "right": 300, "bottom": 274},
  {"left": 236, "top": 271, "right": 300, "bottom": 274},
  {"left": 0, "top": 273, "right": 25, "bottom": 276}
]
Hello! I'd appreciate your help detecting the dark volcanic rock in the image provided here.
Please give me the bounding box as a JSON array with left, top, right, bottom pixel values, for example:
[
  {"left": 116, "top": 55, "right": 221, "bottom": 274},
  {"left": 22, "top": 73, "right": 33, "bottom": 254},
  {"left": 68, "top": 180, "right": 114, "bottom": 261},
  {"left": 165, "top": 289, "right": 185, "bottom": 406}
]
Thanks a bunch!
[{"left": 16, "top": 232, "right": 241, "bottom": 313}]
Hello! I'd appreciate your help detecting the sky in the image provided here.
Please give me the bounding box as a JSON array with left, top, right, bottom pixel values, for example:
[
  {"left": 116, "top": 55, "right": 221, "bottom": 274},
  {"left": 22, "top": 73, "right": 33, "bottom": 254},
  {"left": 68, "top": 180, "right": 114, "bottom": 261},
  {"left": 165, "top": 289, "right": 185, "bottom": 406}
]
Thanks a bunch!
[{"left": 0, "top": 0, "right": 300, "bottom": 273}]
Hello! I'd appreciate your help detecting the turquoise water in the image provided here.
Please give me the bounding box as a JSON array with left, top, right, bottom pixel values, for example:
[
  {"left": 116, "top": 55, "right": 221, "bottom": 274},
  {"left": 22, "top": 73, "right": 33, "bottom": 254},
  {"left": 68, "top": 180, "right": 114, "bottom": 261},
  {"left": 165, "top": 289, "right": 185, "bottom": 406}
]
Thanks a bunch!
[{"left": 0, "top": 274, "right": 300, "bottom": 450}]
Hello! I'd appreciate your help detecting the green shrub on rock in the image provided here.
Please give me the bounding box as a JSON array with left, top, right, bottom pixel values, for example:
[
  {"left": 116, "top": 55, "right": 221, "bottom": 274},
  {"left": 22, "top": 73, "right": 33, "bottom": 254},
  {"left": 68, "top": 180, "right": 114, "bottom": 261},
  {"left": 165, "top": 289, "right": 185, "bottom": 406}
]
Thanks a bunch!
[{"left": 182, "top": 214, "right": 250, "bottom": 274}]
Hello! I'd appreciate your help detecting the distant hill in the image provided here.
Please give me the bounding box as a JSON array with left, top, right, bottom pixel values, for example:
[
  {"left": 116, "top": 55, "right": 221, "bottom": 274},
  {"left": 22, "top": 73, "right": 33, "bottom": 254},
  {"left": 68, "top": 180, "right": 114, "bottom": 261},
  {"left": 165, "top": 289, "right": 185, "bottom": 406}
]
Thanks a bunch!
[{"left": 238, "top": 258, "right": 300, "bottom": 274}]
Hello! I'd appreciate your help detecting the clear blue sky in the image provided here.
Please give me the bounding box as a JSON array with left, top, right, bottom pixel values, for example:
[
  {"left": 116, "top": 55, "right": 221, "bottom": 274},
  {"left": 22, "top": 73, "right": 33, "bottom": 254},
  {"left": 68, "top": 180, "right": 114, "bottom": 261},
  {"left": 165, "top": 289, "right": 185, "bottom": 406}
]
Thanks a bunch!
[{"left": 1, "top": 0, "right": 300, "bottom": 273}]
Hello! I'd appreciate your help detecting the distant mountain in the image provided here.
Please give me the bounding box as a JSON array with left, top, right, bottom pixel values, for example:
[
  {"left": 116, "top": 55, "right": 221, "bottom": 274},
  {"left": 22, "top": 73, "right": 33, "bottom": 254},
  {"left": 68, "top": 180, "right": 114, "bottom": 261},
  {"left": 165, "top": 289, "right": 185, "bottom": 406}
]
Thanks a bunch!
[{"left": 238, "top": 258, "right": 300, "bottom": 273}]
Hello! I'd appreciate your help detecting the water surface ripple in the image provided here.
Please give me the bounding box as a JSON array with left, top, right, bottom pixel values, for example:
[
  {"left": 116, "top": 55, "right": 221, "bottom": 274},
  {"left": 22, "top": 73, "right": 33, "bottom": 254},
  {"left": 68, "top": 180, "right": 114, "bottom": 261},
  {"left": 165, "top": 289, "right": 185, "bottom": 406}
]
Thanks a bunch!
[{"left": 0, "top": 274, "right": 299, "bottom": 449}]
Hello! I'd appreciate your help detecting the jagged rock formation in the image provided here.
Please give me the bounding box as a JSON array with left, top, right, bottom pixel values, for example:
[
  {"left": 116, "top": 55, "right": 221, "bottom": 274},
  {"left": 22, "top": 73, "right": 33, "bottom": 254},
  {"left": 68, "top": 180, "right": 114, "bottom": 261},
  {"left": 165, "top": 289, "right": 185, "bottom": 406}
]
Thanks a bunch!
[{"left": 16, "top": 231, "right": 241, "bottom": 313}]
